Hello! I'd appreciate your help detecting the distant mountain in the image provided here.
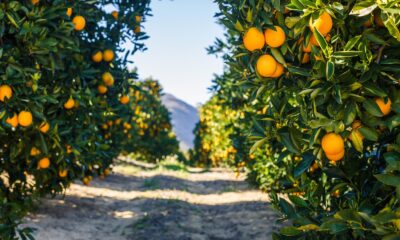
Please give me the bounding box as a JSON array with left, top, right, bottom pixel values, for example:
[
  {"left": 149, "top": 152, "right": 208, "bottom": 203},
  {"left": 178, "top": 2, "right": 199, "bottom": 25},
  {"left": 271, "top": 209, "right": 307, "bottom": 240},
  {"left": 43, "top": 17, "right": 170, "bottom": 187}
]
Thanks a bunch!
[{"left": 161, "top": 93, "right": 199, "bottom": 151}]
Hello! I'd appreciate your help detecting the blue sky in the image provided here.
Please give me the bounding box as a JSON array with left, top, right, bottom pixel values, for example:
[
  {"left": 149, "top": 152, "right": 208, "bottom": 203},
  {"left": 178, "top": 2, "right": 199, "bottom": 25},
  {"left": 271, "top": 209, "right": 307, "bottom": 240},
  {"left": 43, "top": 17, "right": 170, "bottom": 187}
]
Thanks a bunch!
[{"left": 130, "top": 0, "right": 225, "bottom": 106}]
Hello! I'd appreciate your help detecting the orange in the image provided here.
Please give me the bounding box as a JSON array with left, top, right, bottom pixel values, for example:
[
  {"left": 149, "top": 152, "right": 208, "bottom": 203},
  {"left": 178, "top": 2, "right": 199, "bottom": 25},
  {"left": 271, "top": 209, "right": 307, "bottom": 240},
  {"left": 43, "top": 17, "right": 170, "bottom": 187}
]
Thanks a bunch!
[
  {"left": 104, "top": 168, "right": 111, "bottom": 176},
  {"left": 314, "top": 54, "right": 322, "bottom": 61},
  {"left": 72, "top": 16, "right": 86, "bottom": 31},
  {"left": 302, "top": 41, "right": 312, "bottom": 53},
  {"left": 135, "top": 15, "right": 142, "bottom": 22},
  {"left": 264, "top": 26, "right": 286, "bottom": 48},
  {"left": 39, "top": 122, "right": 50, "bottom": 133},
  {"left": 66, "top": 145, "right": 73, "bottom": 154},
  {"left": 243, "top": 27, "right": 265, "bottom": 52},
  {"left": 103, "top": 49, "right": 114, "bottom": 62},
  {"left": 374, "top": 13, "right": 384, "bottom": 27},
  {"left": 102, "top": 72, "right": 114, "bottom": 86},
  {"left": 270, "top": 63, "right": 284, "bottom": 78},
  {"left": 310, "top": 11, "right": 333, "bottom": 36},
  {"left": 256, "top": 54, "right": 277, "bottom": 77},
  {"left": 92, "top": 51, "right": 103, "bottom": 62},
  {"left": 64, "top": 98, "right": 75, "bottom": 109},
  {"left": 98, "top": 85, "right": 108, "bottom": 94},
  {"left": 302, "top": 53, "right": 310, "bottom": 64},
  {"left": 38, "top": 157, "right": 50, "bottom": 169},
  {"left": 363, "top": 19, "right": 372, "bottom": 27},
  {"left": 6, "top": 113, "right": 18, "bottom": 128},
  {"left": 82, "top": 177, "right": 90, "bottom": 186},
  {"left": 321, "top": 133, "right": 345, "bottom": 155},
  {"left": 66, "top": 7, "right": 73, "bottom": 17},
  {"left": 325, "top": 34, "right": 331, "bottom": 42},
  {"left": 30, "top": 147, "right": 40, "bottom": 156},
  {"left": 112, "top": 11, "right": 118, "bottom": 20},
  {"left": 18, "top": 111, "right": 33, "bottom": 127},
  {"left": 0, "top": 85, "right": 12, "bottom": 102},
  {"left": 134, "top": 26, "right": 141, "bottom": 34},
  {"left": 326, "top": 150, "right": 345, "bottom": 162},
  {"left": 310, "top": 34, "right": 319, "bottom": 46},
  {"left": 120, "top": 95, "right": 130, "bottom": 104},
  {"left": 59, "top": 169, "right": 68, "bottom": 178},
  {"left": 32, "top": 0, "right": 39, "bottom": 5},
  {"left": 375, "top": 97, "right": 391, "bottom": 116}
]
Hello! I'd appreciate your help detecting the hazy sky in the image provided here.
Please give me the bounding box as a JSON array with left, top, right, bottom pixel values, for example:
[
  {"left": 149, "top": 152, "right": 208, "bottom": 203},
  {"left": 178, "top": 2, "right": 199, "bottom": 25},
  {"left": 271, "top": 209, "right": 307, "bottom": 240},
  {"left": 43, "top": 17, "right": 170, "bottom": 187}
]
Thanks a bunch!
[{"left": 130, "top": 0, "right": 225, "bottom": 106}]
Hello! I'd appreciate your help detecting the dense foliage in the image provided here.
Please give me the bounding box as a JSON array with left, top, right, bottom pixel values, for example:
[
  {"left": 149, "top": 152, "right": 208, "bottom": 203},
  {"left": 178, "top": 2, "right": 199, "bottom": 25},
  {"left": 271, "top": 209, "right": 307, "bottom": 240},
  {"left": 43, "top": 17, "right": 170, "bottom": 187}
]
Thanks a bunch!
[
  {"left": 209, "top": 0, "right": 400, "bottom": 238},
  {"left": 0, "top": 1, "right": 179, "bottom": 239}
]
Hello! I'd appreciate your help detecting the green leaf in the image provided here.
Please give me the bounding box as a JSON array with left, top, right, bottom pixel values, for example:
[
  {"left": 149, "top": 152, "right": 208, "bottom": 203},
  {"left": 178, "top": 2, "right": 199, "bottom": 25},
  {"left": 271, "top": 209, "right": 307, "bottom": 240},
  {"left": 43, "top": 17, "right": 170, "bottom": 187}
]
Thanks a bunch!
[
  {"left": 288, "top": 195, "right": 308, "bottom": 208},
  {"left": 358, "top": 127, "right": 379, "bottom": 141},
  {"left": 363, "top": 99, "right": 383, "bottom": 117},
  {"left": 294, "top": 153, "right": 315, "bottom": 178},
  {"left": 326, "top": 61, "right": 335, "bottom": 81},
  {"left": 280, "top": 226, "right": 302, "bottom": 236},
  {"left": 375, "top": 174, "right": 400, "bottom": 187}
]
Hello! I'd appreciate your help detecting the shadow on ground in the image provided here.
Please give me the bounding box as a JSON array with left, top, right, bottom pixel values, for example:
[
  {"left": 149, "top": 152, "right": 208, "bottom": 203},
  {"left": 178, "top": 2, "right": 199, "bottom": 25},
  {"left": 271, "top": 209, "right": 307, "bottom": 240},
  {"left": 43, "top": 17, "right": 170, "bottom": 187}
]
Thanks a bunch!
[
  {"left": 88, "top": 173, "right": 253, "bottom": 194},
  {"left": 24, "top": 162, "right": 278, "bottom": 240}
]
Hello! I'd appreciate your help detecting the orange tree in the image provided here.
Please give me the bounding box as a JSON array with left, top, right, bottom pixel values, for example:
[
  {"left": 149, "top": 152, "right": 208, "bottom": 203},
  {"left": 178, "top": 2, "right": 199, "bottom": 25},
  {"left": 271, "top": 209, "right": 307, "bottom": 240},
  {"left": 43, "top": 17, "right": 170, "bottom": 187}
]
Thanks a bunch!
[
  {"left": 120, "top": 78, "right": 180, "bottom": 162},
  {"left": 191, "top": 95, "right": 239, "bottom": 167},
  {"left": 215, "top": 0, "right": 400, "bottom": 238},
  {"left": 0, "top": 0, "right": 152, "bottom": 238}
]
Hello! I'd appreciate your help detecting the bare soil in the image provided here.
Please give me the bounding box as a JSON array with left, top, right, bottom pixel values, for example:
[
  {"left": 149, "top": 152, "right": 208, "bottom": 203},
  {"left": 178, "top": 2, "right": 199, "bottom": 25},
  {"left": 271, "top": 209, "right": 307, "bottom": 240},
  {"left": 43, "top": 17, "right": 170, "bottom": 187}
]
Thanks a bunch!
[{"left": 23, "top": 159, "right": 279, "bottom": 240}]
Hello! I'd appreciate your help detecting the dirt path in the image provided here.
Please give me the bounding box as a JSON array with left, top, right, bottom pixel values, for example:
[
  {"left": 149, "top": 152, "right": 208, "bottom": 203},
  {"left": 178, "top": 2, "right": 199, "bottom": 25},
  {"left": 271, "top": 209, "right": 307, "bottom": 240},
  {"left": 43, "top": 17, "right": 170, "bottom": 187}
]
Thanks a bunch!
[{"left": 23, "top": 159, "right": 278, "bottom": 240}]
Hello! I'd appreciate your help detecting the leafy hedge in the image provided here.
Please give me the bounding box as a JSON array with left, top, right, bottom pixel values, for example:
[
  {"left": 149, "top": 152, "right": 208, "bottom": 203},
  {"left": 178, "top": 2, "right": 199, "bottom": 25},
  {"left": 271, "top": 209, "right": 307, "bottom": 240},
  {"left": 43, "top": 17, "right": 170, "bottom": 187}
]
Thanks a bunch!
[
  {"left": 214, "top": 0, "right": 400, "bottom": 238},
  {"left": 0, "top": 1, "right": 178, "bottom": 239}
]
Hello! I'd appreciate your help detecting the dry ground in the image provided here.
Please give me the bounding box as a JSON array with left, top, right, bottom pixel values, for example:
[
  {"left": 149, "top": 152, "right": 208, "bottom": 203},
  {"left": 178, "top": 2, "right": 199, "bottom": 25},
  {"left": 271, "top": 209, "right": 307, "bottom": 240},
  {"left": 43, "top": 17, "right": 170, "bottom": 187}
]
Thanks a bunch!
[{"left": 23, "top": 158, "right": 279, "bottom": 240}]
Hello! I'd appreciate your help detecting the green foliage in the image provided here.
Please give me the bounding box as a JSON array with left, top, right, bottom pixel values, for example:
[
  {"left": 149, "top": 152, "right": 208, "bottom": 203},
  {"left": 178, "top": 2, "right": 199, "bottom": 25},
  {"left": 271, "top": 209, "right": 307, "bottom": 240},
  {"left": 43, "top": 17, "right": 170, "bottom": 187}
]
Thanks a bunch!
[
  {"left": 0, "top": 1, "right": 181, "bottom": 239},
  {"left": 214, "top": 0, "right": 400, "bottom": 238}
]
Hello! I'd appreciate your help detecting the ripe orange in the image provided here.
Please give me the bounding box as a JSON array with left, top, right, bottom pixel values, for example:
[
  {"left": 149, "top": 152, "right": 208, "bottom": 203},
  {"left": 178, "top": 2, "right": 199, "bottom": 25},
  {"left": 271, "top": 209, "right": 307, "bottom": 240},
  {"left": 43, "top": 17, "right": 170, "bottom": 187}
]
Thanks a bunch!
[
  {"left": 66, "top": 145, "right": 73, "bottom": 154},
  {"left": 112, "top": 11, "right": 118, "bottom": 20},
  {"left": 72, "top": 16, "right": 86, "bottom": 31},
  {"left": 0, "top": 85, "right": 12, "bottom": 102},
  {"left": 321, "top": 133, "right": 345, "bottom": 155},
  {"left": 103, "top": 49, "right": 114, "bottom": 62},
  {"left": 134, "top": 26, "right": 141, "bottom": 34},
  {"left": 363, "top": 19, "right": 372, "bottom": 27},
  {"left": 102, "top": 72, "right": 114, "bottom": 86},
  {"left": 310, "top": 11, "right": 333, "bottom": 36},
  {"left": 264, "top": 26, "right": 286, "bottom": 48},
  {"left": 92, "top": 51, "right": 103, "bottom": 62},
  {"left": 302, "top": 41, "right": 312, "bottom": 53},
  {"left": 39, "top": 122, "right": 50, "bottom": 133},
  {"left": 120, "top": 95, "right": 130, "bottom": 104},
  {"left": 310, "top": 34, "right": 319, "bottom": 46},
  {"left": 59, "top": 169, "right": 68, "bottom": 178},
  {"left": 375, "top": 97, "right": 391, "bottom": 116},
  {"left": 374, "top": 13, "right": 384, "bottom": 27},
  {"left": 6, "top": 113, "right": 18, "bottom": 128},
  {"left": 32, "top": 0, "right": 39, "bottom": 5},
  {"left": 18, "top": 111, "right": 33, "bottom": 127},
  {"left": 302, "top": 53, "right": 310, "bottom": 63},
  {"left": 38, "top": 157, "right": 50, "bottom": 169},
  {"left": 82, "top": 177, "right": 91, "bottom": 186},
  {"left": 30, "top": 147, "right": 40, "bottom": 156},
  {"left": 64, "top": 98, "right": 75, "bottom": 109},
  {"left": 98, "top": 85, "right": 108, "bottom": 94},
  {"left": 243, "top": 27, "right": 265, "bottom": 52},
  {"left": 270, "top": 63, "right": 284, "bottom": 78},
  {"left": 66, "top": 7, "right": 73, "bottom": 17},
  {"left": 314, "top": 54, "right": 322, "bottom": 61},
  {"left": 256, "top": 54, "right": 277, "bottom": 77},
  {"left": 135, "top": 15, "right": 142, "bottom": 22},
  {"left": 326, "top": 150, "right": 345, "bottom": 162}
]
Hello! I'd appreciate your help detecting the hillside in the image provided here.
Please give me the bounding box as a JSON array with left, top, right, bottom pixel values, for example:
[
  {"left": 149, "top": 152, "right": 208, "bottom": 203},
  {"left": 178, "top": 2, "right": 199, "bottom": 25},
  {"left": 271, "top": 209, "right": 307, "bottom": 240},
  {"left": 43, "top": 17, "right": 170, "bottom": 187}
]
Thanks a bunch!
[{"left": 161, "top": 93, "right": 199, "bottom": 151}]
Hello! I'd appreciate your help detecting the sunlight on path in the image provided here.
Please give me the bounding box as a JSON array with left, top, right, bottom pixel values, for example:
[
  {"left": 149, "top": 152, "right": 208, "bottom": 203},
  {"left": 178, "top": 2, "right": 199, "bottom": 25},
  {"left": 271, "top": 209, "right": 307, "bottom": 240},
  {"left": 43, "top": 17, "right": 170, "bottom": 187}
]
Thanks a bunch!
[{"left": 24, "top": 160, "right": 277, "bottom": 240}]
